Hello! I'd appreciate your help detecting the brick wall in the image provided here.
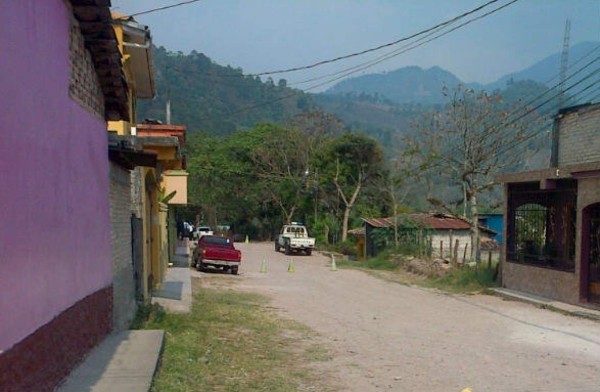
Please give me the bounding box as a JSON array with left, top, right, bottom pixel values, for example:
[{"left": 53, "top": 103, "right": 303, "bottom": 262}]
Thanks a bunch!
[
  {"left": 68, "top": 14, "right": 104, "bottom": 119},
  {"left": 503, "top": 261, "right": 579, "bottom": 304},
  {"left": 109, "top": 163, "right": 136, "bottom": 331},
  {"left": 558, "top": 105, "right": 600, "bottom": 166}
]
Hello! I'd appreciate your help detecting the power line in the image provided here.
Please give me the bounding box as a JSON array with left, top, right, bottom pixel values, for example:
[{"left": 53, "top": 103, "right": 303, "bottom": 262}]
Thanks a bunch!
[
  {"left": 120, "top": 0, "right": 204, "bottom": 18},
  {"left": 474, "top": 53, "right": 600, "bottom": 145},
  {"left": 494, "top": 74, "right": 600, "bottom": 157},
  {"left": 174, "top": 54, "right": 599, "bottom": 136},
  {"left": 247, "top": 0, "right": 515, "bottom": 77},
  {"left": 296, "top": 0, "right": 520, "bottom": 92}
]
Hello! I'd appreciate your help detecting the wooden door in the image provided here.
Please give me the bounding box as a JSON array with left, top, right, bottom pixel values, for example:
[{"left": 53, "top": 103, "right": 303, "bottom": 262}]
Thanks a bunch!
[{"left": 582, "top": 203, "right": 600, "bottom": 303}]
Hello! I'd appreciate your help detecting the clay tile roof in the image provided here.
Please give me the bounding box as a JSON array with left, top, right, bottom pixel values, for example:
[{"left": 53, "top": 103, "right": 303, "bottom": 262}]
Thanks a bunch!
[{"left": 362, "top": 213, "right": 496, "bottom": 235}]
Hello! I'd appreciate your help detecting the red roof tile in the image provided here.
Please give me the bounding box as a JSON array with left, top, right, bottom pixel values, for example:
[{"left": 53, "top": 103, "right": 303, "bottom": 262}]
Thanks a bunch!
[{"left": 362, "top": 213, "right": 496, "bottom": 234}]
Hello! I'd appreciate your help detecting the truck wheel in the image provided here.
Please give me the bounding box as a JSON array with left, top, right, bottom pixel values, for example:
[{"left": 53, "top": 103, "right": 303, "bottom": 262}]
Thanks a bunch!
[
  {"left": 196, "top": 260, "right": 206, "bottom": 272},
  {"left": 232, "top": 266, "right": 239, "bottom": 275},
  {"left": 306, "top": 249, "right": 312, "bottom": 256},
  {"left": 284, "top": 243, "right": 291, "bottom": 255}
]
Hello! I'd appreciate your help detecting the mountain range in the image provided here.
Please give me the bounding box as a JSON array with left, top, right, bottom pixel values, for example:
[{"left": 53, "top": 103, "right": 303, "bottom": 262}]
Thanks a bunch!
[
  {"left": 324, "top": 41, "right": 599, "bottom": 105},
  {"left": 137, "top": 41, "right": 598, "bottom": 140}
]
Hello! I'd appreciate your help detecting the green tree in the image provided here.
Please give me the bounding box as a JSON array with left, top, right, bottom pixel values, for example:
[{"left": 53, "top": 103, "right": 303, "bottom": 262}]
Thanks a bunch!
[
  {"left": 251, "top": 124, "right": 313, "bottom": 223},
  {"left": 406, "top": 85, "right": 543, "bottom": 263},
  {"left": 317, "top": 133, "right": 386, "bottom": 241}
]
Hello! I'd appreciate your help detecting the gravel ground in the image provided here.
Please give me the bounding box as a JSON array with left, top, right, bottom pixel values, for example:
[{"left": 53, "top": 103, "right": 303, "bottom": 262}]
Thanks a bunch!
[{"left": 193, "top": 242, "right": 600, "bottom": 392}]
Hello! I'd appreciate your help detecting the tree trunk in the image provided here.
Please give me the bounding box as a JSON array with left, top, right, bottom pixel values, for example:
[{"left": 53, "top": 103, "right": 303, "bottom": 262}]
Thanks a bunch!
[
  {"left": 342, "top": 206, "right": 351, "bottom": 242},
  {"left": 285, "top": 205, "right": 297, "bottom": 224},
  {"left": 334, "top": 163, "right": 363, "bottom": 242},
  {"left": 470, "top": 191, "right": 481, "bottom": 264},
  {"left": 390, "top": 185, "right": 398, "bottom": 247}
]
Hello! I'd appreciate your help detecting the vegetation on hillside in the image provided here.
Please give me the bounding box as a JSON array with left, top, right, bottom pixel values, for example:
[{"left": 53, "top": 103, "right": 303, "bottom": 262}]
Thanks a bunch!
[
  {"left": 138, "top": 46, "right": 315, "bottom": 136},
  {"left": 149, "top": 47, "right": 559, "bottom": 248}
]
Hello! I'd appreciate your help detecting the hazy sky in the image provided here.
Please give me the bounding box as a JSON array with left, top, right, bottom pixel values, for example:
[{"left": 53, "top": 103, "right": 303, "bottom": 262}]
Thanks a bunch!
[{"left": 111, "top": 0, "right": 599, "bottom": 91}]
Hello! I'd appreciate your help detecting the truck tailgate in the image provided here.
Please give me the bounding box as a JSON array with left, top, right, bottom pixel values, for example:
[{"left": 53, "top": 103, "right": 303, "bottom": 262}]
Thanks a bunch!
[{"left": 204, "top": 247, "right": 240, "bottom": 262}]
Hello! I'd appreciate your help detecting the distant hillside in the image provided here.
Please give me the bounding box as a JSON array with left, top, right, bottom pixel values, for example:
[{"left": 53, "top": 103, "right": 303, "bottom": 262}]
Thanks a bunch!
[
  {"left": 313, "top": 78, "right": 555, "bottom": 160},
  {"left": 323, "top": 41, "right": 599, "bottom": 107},
  {"left": 137, "top": 46, "right": 315, "bottom": 136},
  {"left": 486, "top": 41, "right": 599, "bottom": 96},
  {"left": 324, "top": 66, "right": 481, "bottom": 105}
]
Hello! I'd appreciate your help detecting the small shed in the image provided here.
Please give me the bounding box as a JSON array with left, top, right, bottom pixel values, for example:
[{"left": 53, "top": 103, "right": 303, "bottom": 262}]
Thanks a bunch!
[
  {"left": 362, "top": 213, "right": 496, "bottom": 261},
  {"left": 348, "top": 227, "right": 366, "bottom": 260}
]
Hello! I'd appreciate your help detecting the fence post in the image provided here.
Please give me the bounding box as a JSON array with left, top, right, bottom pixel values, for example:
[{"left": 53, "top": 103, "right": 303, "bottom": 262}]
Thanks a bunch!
[
  {"left": 429, "top": 236, "right": 433, "bottom": 259},
  {"left": 440, "top": 240, "right": 444, "bottom": 260},
  {"left": 463, "top": 243, "right": 468, "bottom": 265},
  {"left": 488, "top": 250, "right": 492, "bottom": 269},
  {"left": 453, "top": 239, "right": 460, "bottom": 265},
  {"left": 449, "top": 230, "right": 454, "bottom": 259}
]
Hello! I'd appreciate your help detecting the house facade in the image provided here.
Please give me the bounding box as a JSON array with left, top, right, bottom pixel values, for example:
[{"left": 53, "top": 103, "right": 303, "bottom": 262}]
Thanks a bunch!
[
  {"left": 497, "top": 103, "right": 600, "bottom": 307},
  {"left": 107, "top": 12, "right": 157, "bottom": 331},
  {"left": 107, "top": 15, "right": 188, "bottom": 328},
  {"left": 0, "top": 1, "right": 128, "bottom": 390}
]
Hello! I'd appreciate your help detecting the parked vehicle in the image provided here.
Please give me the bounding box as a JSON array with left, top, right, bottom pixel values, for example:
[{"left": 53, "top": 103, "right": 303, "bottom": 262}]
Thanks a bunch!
[
  {"left": 193, "top": 235, "right": 242, "bottom": 274},
  {"left": 193, "top": 226, "right": 213, "bottom": 240},
  {"left": 275, "top": 223, "right": 315, "bottom": 255}
]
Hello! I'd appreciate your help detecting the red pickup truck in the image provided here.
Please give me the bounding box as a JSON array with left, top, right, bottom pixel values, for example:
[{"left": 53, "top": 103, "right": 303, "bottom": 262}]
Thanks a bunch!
[{"left": 193, "top": 235, "right": 242, "bottom": 275}]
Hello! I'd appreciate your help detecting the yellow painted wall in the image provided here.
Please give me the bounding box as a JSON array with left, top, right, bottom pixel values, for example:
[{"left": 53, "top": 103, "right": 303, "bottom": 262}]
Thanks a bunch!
[
  {"left": 163, "top": 171, "right": 188, "bottom": 205},
  {"left": 107, "top": 19, "right": 137, "bottom": 136}
]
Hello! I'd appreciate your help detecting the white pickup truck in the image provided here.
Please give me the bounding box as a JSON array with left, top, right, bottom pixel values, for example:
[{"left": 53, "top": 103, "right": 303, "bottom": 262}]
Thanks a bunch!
[
  {"left": 275, "top": 223, "right": 315, "bottom": 256},
  {"left": 193, "top": 226, "right": 213, "bottom": 240}
]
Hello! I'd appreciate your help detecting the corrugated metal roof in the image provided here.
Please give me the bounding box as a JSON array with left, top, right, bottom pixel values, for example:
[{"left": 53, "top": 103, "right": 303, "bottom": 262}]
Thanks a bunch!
[
  {"left": 362, "top": 217, "right": 394, "bottom": 228},
  {"left": 362, "top": 213, "right": 497, "bottom": 234}
]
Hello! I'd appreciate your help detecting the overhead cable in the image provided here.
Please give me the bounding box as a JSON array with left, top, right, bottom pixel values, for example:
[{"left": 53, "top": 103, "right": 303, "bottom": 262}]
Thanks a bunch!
[
  {"left": 120, "top": 0, "right": 203, "bottom": 18},
  {"left": 247, "top": 0, "right": 516, "bottom": 77}
]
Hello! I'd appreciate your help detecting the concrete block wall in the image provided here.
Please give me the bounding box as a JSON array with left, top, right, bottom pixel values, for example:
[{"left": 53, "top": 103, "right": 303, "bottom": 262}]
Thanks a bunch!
[
  {"left": 68, "top": 14, "right": 104, "bottom": 119},
  {"left": 503, "top": 261, "right": 579, "bottom": 304},
  {"left": 110, "top": 163, "right": 136, "bottom": 331},
  {"left": 558, "top": 105, "right": 600, "bottom": 166}
]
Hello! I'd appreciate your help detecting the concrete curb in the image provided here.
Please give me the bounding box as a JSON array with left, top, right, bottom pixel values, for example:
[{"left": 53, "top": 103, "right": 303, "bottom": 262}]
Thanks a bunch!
[
  {"left": 492, "top": 288, "right": 600, "bottom": 322},
  {"left": 57, "top": 330, "right": 164, "bottom": 392}
]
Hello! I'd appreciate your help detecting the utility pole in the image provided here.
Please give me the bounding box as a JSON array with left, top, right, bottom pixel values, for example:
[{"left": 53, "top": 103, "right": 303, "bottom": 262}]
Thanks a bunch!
[
  {"left": 552, "top": 19, "right": 570, "bottom": 167},
  {"left": 558, "top": 19, "right": 571, "bottom": 110},
  {"left": 165, "top": 64, "right": 172, "bottom": 124},
  {"left": 166, "top": 100, "right": 171, "bottom": 125}
]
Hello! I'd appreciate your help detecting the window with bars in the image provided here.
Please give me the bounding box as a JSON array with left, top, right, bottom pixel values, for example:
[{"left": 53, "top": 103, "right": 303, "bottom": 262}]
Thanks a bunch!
[{"left": 506, "top": 181, "right": 576, "bottom": 271}]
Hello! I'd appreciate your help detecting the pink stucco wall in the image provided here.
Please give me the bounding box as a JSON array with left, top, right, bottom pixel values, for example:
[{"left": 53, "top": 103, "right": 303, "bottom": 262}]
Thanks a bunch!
[{"left": 0, "top": 0, "right": 112, "bottom": 351}]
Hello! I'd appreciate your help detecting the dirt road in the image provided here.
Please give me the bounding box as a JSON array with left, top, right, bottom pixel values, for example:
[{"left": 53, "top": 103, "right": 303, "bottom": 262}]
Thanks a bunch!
[{"left": 193, "top": 242, "right": 600, "bottom": 392}]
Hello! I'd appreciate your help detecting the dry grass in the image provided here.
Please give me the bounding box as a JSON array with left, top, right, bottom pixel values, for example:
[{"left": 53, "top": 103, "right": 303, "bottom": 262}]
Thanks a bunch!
[{"left": 133, "top": 278, "right": 336, "bottom": 392}]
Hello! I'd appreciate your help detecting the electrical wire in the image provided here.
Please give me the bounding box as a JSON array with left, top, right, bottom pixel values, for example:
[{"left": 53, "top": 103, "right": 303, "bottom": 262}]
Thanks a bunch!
[
  {"left": 494, "top": 74, "right": 600, "bottom": 157},
  {"left": 247, "top": 0, "right": 513, "bottom": 77},
  {"left": 119, "top": 0, "right": 204, "bottom": 18},
  {"left": 178, "top": 0, "right": 522, "bottom": 122},
  {"left": 291, "top": 0, "right": 522, "bottom": 88},
  {"left": 479, "top": 54, "right": 600, "bottom": 139},
  {"left": 295, "top": 0, "right": 520, "bottom": 92}
]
